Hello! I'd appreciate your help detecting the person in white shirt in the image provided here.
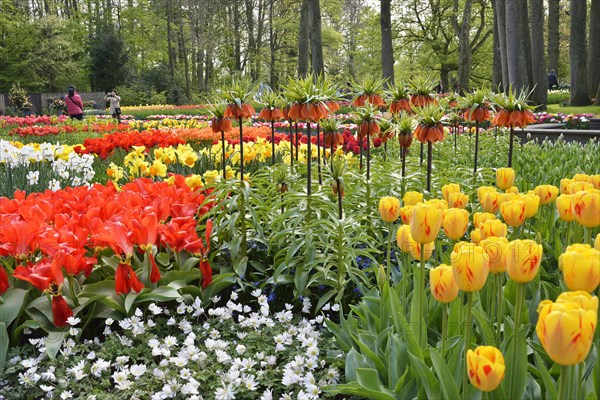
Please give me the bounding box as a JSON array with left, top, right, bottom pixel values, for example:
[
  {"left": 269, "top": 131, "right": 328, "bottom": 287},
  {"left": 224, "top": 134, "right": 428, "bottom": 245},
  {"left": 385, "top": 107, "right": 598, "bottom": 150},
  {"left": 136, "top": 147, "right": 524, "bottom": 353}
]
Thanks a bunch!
[{"left": 104, "top": 89, "right": 122, "bottom": 123}]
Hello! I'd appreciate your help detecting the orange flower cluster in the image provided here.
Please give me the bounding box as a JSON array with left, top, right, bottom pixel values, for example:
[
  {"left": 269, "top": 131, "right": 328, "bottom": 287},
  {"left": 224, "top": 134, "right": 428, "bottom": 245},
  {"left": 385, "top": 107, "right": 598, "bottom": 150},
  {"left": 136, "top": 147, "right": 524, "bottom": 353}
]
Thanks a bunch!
[
  {"left": 288, "top": 102, "right": 329, "bottom": 122},
  {"left": 492, "top": 109, "right": 536, "bottom": 128},
  {"left": 352, "top": 94, "right": 385, "bottom": 107},
  {"left": 258, "top": 107, "right": 284, "bottom": 121},
  {"left": 463, "top": 106, "right": 491, "bottom": 123},
  {"left": 211, "top": 117, "right": 232, "bottom": 133},
  {"left": 410, "top": 94, "right": 435, "bottom": 107},
  {"left": 414, "top": 122, "right": 444, "bottom": 143},
  {"left": 389, "top": 99, "right": 411, "bottom": 114},
  {"left": 224, "top": 103, "right": 255, "bottom": 119}
]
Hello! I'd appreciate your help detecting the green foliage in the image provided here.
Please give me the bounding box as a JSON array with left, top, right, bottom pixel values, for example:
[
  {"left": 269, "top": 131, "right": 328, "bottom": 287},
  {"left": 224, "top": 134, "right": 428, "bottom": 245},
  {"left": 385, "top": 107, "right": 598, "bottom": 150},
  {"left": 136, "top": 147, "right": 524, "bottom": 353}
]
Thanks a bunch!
[{"left": 89, "top": 27, "right": 129, "bottom": 92}]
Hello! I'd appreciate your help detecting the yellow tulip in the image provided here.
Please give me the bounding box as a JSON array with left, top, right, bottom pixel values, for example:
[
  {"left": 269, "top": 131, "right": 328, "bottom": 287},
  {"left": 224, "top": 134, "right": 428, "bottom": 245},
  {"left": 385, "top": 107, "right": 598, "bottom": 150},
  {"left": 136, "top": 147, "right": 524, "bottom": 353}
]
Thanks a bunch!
[
  {"left": 378, "top": 197, "right": 401, "bottom": 223},
  {"left": 573, "top": 173, "right": 590, "bottom": 183},
  {"left": 409, "top": 239, "right": 434, "bottom": 261},
  {"left": 480, "top": 219, "right": 508, "bottom": 240},
  {"left": 496, "top": 168, "right": 515, "bottom": 190},
  {"left": 479, "top": 237, "right": 509, "bottom": 274},
  {"left": 500, "top": 199, "right": 526, "bottom": 227},
  {"left": 442, "top": 208, "right": 469, "bottom": 240},
  {"left": 506, "top": 240, "right": 543, "bottom": 283},
  {"left": 560, "top": 178, "right": 574, "bottom": 194},
  {"left": 473, "top": 212, "right": 496, "bottom": 229},
  {"left": 559, "top": 244, "right": 600, "bottom": 292},
  {"left": 425, "top": 198, "right": 449, "bottom": 211},
  {"left": 534, "top": 185, "right": 559, "bottom": 205},
  {"left": 396, "top": 225, "right": 412, "bottom": 253},
  {"left": 517, "top": 193, "right": 540, "bottom": 219},
  {"left": 430, "top": 264, "right": 459, "bottom": 303},
  {"left": 555, "top": 194, "right": 575, "bottom": 222},
  {"left": 477, "top": 186, "right": 496, "bottom": 204},
  {"left": 403, "top": 191, "right": 423, "bottom": 206},
  {"left": 567, "top": 181, "right": 594, "bottom": 194},
  {"left": 571, "top": 190, "right": 600, "bottom": 228},
  {"left": 448, "top": 192, "right": 469, "bottom": 209},
  {"left": 410, "top": 204, "right": 442, "bottom": 244},
  {"left": 536, "top": 292, "right": 598, "bottom": 365},
  {"left": 399, "top": 205, "right": 415, "bottom": 225},
  {"left": 590, "top": 174, "right": 599, "bottom": 190},
  {"left": 480, "top": 190, "right": 501, "bottom": 214},
  {"left": 442, "top": 183, "right": 461, "bottom": 203},
  {"left": 505, "top": 186, "right": 519, "bottom": 194},
  {"left": 471, "top": 228, "right": 482, "bottom": 244},
  {"left": 467, "top": 346, "right": 506, "bottom": 392},
  {"left": 451, "top": 242, "right": 490, "bottom": 292}
]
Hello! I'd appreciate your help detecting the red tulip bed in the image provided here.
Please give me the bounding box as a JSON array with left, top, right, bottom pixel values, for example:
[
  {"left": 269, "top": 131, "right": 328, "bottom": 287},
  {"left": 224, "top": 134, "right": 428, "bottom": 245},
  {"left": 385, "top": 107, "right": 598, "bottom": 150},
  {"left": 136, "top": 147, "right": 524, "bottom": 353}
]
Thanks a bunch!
[{"left": 0, "top": 86, "right": 599, "bottom": 400}]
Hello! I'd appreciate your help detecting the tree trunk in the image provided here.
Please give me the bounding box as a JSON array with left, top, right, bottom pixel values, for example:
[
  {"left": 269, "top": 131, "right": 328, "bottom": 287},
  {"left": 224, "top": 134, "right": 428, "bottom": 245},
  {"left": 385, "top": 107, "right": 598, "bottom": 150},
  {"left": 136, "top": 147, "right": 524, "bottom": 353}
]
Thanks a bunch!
[
  {"left": 298, "top": 0, "right": 310, "bottom": 78},
  {"left": 495, "top": 0, "right": 509, "bottom": 91},
  {"left": 233, "top": 1, "right": 241, "bottom": 71},
  {"left": 547, "top": 0, "right": 559, "bottom": 77},
  {"left": 529, "top": 0, "right": 546, "bottom": 107},
  {"left": 588, "top": 0, "right": 600, "bottom": 98},
  {"left": 594, "top": 83, "right": 600, "bottom": 105},
  {"left": 491, "top": 0, "right": 503, "bottom": 90},
  {"left": 570, "top": 0, "right": 590, "bottom": 106},
  {"left": 505, "top": 0, "right": 526, "bottom": 91},
  {"left": 520, "top": 0, "right": 533, "bottom": 89},
  {"left": 380, "top": 0, "right": 394, "bottom": 87},
  {"left": 455, "top": 0, "right": 474, "bottom": 92},
  {"left": 269, "top": 0, "right": 276, "bottom": 87},
  {"left": 309, "top": 0, "right": 324, "bottom": 77},
  {"left": 244, "top": 0, "right": 256, "bottom": 79},
  {"left": 166, "top": 0, "right": 176, "bottom": 83}
]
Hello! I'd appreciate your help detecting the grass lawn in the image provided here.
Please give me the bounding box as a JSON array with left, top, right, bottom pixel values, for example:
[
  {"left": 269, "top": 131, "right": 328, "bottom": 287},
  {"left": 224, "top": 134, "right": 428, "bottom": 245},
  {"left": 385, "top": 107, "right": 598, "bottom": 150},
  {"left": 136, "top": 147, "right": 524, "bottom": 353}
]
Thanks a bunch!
[{"left": 546, "top": 104, "right": 600, "bottom": 116}]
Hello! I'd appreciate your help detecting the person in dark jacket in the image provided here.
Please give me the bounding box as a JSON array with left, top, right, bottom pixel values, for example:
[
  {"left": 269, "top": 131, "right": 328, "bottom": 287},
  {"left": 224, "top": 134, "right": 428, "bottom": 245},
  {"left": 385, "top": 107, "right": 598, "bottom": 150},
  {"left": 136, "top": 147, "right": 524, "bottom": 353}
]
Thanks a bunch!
[{"left": 547, "top": 70, "right": 559, "bottom": 90}]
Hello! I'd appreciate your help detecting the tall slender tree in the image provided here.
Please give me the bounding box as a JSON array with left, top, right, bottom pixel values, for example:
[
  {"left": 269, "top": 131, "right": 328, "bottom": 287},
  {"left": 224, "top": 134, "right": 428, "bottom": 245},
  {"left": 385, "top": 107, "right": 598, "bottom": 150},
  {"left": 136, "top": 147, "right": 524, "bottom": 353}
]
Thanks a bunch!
[
  {"left": 504, "top": 0, "right": 527, "bottom": 91},
  {"left": 453, "top": 0, "right": 474, "bottom": 92},
  {"left": 309, "top": 0, "right": 324, "bottom": 77},
  {"left": 547, "top": 0, "right": 559, "bottom": 77},
  {"left": 529, "top": 0, "right": 546, "bottom": 107},
  {"left": 380, "top": 0, "right": 394, "bottom": 87},
  {"left": 588, "top": 0, "right": 600, "bottom": 98},
  {"left": 569, "top": 0, "right": 590, "bottom": 105},
  {"left": 298, "top": 0, "right": 310, "bottom": 78}
]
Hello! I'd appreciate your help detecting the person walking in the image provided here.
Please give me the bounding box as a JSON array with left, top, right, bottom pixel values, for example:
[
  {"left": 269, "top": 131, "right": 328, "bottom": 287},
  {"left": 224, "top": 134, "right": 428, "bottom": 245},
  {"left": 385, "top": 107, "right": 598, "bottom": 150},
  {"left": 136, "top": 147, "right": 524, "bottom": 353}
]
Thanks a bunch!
[
  {"left": 547, "top": 70, "right": 559, "bottom": 90},
  {"left": 105, "top": 89, "right": 122, "bottom": 123},
  {"left": 64, "top": 85, "right": 84, "bottom": 120}
]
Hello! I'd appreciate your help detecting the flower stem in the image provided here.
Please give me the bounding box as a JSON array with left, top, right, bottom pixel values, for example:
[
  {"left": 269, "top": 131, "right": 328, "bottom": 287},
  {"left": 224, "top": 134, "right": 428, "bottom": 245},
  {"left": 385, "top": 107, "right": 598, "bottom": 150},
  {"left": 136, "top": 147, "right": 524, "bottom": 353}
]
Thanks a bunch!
[
  {"left": 496, "top": 274, "right": 503, "bottom": 345},
  {"left": 419, "top": 246, "right": 426, "bottom": 346},
  {"left": 557, "top": 365, "right": 570, "bottom": 400},
  {"left": 508, "top": 282, "right": 525, "bottom": 397},
  {"left": 462, "top": 291, "right": 474, "bottom": 400},
  {"left": 386, "top": 222, "right": 393, "bottom": 283},
  {"left": 584, "top": 227, "right": 592, "bottom": 245},
  {"left": 441, "top": 303, "right": 448, "bottom": 359}
]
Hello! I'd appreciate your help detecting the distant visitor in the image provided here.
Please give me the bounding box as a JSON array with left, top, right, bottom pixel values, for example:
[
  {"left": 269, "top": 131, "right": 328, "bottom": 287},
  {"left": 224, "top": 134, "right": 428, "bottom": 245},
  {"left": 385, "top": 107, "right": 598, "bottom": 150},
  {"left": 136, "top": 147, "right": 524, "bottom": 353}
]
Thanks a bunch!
[
  {"left": 105, "top": 89, "right": 122, "bottom": 123},
  {"left": 547, "top": 70, "right": 559, "bottom": 90},
  {"left": 64, "top": 85, "right": 84, "bottom": 120}
]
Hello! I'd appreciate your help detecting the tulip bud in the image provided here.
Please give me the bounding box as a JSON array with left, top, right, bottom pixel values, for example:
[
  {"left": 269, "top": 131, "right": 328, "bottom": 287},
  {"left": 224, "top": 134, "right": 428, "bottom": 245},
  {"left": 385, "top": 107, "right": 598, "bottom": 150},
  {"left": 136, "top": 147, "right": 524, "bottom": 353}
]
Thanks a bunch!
[
  {"left": 505, "top": 186, "right": 519, "bottom": 194},
  {"left": 500, "top": 199, "right": 526, "bottom": 227},
  {"left": 442, "top": 183, "right": 461, "bottom": 203},
  {"left": 480, "top": 190, "right": 501, "bottom": 214},
  {"left": 559, "top": 244, "right": 600, "bottom": 292},
  {"left": 396, "top": 225, "right": 412, "bottom": 253},
  {"left": 517, "top": 193, "right": 540, "bottom": 219},
  {"left": 403, "top": 191, "right": 423, "bottom": 206},
  {"left": 399, "top": 205, "right": 415, "bottom": 224},
  {"left": 567, "top": 181, "right": 594, "bottom": 195},
  {"left": 409, "top": 239, "right": 434, "bottom": 261},
  {"left": 430, "top": 264, "right": 459, "bottom": 303},
  {"left": 480, "top": 219, "right": 507, "bottom": 240},
  {"left": 479, "top": 237, "right": 509, "bottom": 274},
  {"left": 477, "top": 186, "right": 496, "bottom": 204},
  {"left": 51, "top": 295, "right": 73, "bottom": 327},
  {"left": 573, "top": 173, "right": 590, "bottom": 183},
  {"left": 560, "top": 178, "right": 574, "bottom": 194},
  {"left": 536, "top": 292, "right": 598, "bottom": 365},
  {"left": 506, "top": 240, "right": 542, "bottom": 283},
  {"left": 496, "top": 168, "right": 515, "bottom": 190},
  {"left": 467, "top": 346, "right": 506, "bottom": 392},
  {"left": 571, "top": 190, "right": 600, "bottom": 228},
  {"left": 470, "top": 228, "right": 482, "bottom": 244},
  {"left": 442, "top": 208, "right": 469, "bottom": 240},
  {"left": 555, "top": 194, "right": 575, "bottom": 222},
  {"left": 590, "top": 174, "right": 599, "bottom": 190},
  {"left": 425, "top": 198, "right": 448, "bottom": 211},
  {"left": 378, "top": 196, "right": 401, "bottom": 223},
  {"left": 377, "top": 265, "right": 387, "bottom": 288},
  {"left": 410, "top": 204, "right": 442, "bottom": 244},
  {"left": 451, "top": 242, "right": 490, "bottom": 292},
  {"left": 448, "top": 192, "right": 469, "bottom": 209},
  {"left": 534, "top": 185, "right": 559, "bottom": 205},
  {"left": 473, "top": 212, "right": 496, "bottom": 230}
]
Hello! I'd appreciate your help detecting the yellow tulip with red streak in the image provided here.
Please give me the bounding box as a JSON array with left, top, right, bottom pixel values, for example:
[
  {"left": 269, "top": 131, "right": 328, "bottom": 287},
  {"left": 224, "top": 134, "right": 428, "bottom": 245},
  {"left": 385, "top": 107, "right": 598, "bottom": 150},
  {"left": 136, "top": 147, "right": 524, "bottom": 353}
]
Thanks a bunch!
[
  {"left": 449, "top": 192, "right": 469, "bottom": 209},
  {"left": 467, "top": 346, "right": 506, "bottom": 392},
  {"left": 378, "top": 197, "right": 401, "bottom": 223},
  {"left": 410, "top": 204, "right": 442, "bottom": 244},
  {"left": 442, "top": 208, "right": 469, "bottom": 240},
  {"left": 451, "top": 242, "right": 490, "bottom": 292},
  {"left": 479, "top": 236, "right": 509, "bottom": 274},
  {"left": 500, "top": 199, "right": 526, "bottom": 227},
  {"left": 496, "top": 168, "right": 515, "bottom": 191},
  {"left": 442, "top": 183, "right": 461, "bottom": 203},
  {"left": 555, "top": 194, "right": 575, "bottom": 222},
  {"left": 559, "top": 244, "right": 600, "bottom": 293},
  {"left": 534, "top": 185, "right": 559, "bottom": 205},
  {"left": 430, "top": 264, "right": 459, "bottom": 303},
  {"left": 506, "top": 240, "right": 543, "bottom": 283},
  {"left": 571, "top": 190, "right": 599, "bottom": 228}
]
